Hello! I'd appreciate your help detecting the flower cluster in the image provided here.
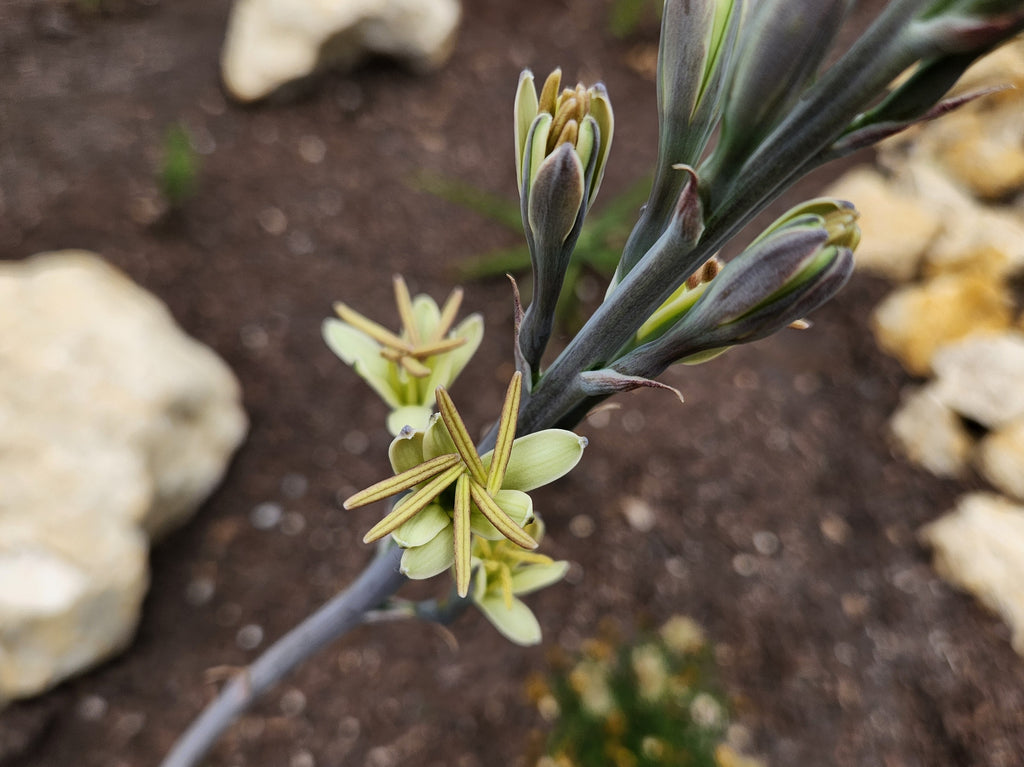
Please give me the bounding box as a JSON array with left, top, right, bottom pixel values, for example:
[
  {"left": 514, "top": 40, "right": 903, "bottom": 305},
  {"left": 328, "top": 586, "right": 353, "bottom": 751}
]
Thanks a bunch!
[
  {"left": 322, "top": 275, "right": 483, "bottom": 435},
  {"left": 343, "top": 371, "right": 585, "bottom": 639}
]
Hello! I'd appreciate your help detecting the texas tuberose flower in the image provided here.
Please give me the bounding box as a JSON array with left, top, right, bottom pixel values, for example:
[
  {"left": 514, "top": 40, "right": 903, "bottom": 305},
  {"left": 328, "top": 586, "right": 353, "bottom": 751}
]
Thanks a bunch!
[
  {"left": 471, "top": 520, "right": 569, "bottom": 646},
  {"left": 323, "top": 275, "right": 483, "bottom": 435},
  {"left": 343, "top": 372, "right": 586, "bottom": 597}
]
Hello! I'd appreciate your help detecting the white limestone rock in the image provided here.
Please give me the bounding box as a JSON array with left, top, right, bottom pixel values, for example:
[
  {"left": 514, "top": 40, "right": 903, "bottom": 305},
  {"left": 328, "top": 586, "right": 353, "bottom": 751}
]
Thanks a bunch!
[
  {"left": 921, "top": 493, "right": 1024, "bottom": 656},
  {"left": 890, "top": 385, "right": 973, "bottom": 479},
  {"left": 221, "top": 0, "right": 461, "bottom": 102},
  {"left": 0, "top": 251, "right": 247, "bottom": 702},
  {"left": 976, "top": 419, "right": 1024, "bottom": 504},
  {"left": 932, "top": 331, "right": 1024, "bottom": 429}
]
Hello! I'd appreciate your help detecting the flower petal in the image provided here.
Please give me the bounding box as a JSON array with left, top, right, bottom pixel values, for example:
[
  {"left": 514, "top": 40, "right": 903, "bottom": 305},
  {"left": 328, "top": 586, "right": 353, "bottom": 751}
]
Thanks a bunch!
[
  {"left": 388, "top": 427, "right": 426, "bottom": 474},
  {"left": 322, "top": 319, "right": 402, "bottom": 408},
  {"left": 386, "top": 405, "right": 433, "bottom": 437},
  {"left": 400, "top": 530, "right": 455, "bottom": 580},
  {"left": 411, "top": 294, "right": 442, "bottom": 342},
  {"left": 392, "top": 504, "right": 451, "bottom": 548},
  {"left": 476, "top": 595, "right": 542, "bottom": 646},
  {"left": 422, "top": 412, "right": 459, "bottom": 461},
  {"left": 484, "top": 429, "right": 587, "bottom": 491},
  {"left": 447, "top": 313, "right": 484, "bottom": 382},
  {"left": 510, "top": 561, "right": 569, "bottom": 596}
]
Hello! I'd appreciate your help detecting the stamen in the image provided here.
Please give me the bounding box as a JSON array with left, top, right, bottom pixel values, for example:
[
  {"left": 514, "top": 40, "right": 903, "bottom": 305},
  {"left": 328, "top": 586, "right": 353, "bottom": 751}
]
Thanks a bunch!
[
  {"left": 433, "top": 286, "right": 464, "bottom": 341},
  {"left": 436, "top": 387, "right": 488, "bottom": 484},
  {"left": 469, "top": 482, "right": 538, "bottom": 550},
  {"left": 392, "top": 275, "right": 421, "bottom": 345},
  {"left": 362, "top": 464, "right": 465, "bottom": 543},
  {"left": 333, "top": 302, "right": 414, "bottom": 354},
  {"left": 487, "top": 371, "right": 522, "bottom": 494},
  {"left": 453, "top": 474, "right": 472, "bottom": 597},
  {"left": 499, "top": 563, "right": 514, "bottom": 609},
  {"left": 538, "top": 69, "right": 562, "bottom": 116},
  {"left": 344, "top": 453, "right": 461, "bottom": 509}
]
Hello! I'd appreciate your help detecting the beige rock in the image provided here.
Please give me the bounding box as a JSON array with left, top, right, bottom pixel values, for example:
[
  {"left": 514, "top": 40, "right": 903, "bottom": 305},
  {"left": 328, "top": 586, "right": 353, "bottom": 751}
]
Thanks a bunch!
[
  {"left": 903, "top": 161, "right": 1024, "bottom": 279},
  {"left": 919, "top": 104, "right": 1024, "bottom": 200},
  {"left": 921, "top": 493, "right": 1024, "bottom": 656},
  {"left": 890, "top": 385, "right": 973, "bottom": 478},
  {"left": 932, "top": 331, "right": 1024, "bottom": 429},
  {"left": 824, "top": 168, "right": 940, "bottom": 281},
  {"left": 977, "top": 420, "right": 1024, "bottom": 503},
  {"left": 0, "top": 251, "right": 247, "bottom": 702},
  {"left": 221, "top": 0, "right": 461, "bottom": 102},
  {"left": 871, "top": 273, "right": 1012, "bottom": 376}
]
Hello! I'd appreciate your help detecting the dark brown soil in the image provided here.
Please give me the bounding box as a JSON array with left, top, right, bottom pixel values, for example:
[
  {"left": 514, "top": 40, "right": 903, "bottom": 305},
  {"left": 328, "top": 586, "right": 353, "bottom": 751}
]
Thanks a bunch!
[{"left": 3, "top": 2, "right": 1024, "bottom": 766}]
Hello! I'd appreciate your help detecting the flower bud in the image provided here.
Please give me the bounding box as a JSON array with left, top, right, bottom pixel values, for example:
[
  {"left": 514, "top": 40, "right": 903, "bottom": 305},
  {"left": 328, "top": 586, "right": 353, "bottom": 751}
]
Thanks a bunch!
[
  {"left": 707, "top": 0, "right": 851, "bottom": 179},
  {"left": 514, "top": 68, "right": 615, "bottom": 374},
  {"left": 616, "top": 0, "right": 740, "bottom": 278},
  {"left": 612, "top": 199, "right": 858, "bottom": 378}
]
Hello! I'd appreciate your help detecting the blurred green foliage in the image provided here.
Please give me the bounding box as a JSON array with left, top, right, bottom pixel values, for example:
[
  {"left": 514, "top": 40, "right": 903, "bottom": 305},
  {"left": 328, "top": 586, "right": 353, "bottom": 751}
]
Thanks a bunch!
[
  {"left": 159, "top": 123, "right": 201, "bottom": 207},
  {"left": 415, "top": 172, "right": 651, "bottom": 329},
  {"left": 607, "top": 0, "right": 664, "bottom": 38}
]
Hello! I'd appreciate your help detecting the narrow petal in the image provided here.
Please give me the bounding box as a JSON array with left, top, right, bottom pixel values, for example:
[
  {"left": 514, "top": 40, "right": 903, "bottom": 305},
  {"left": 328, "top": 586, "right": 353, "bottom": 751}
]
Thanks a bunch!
[
  {"left": 411, "top": 294, "right": 442, "bottom": 343},
  {"left": 436, "top": 387, "right": 488, "bottom": 483},
  {"left": 386, "top": 406, "right": 433, "bottom": 438},
  {"left": 510, "top": 561, "right": 569, "bottom": 596},
  {"left": 446, "top": 313, "right": 485, "bottom": 382},
  {"left": 392, "top": 504, "right": 451, "bottom": 548},
  {"left": 469, "top": 482, "right": 538, "bottom": 550},
  {"left": 453, "top": 474, "right": 472, "bottom": 597},
  {"left": 401, "top": 532, "right": 455, "bottom": 580},
  {"left": 484, "top": 429, "right": 587, "bottom": 492},
  {"left": 476, "top": 595, "right": 542, "bottom": 646},
  {"left": 344, "top": 454, "right": 459, "bottom": 509},
  {"left": 322, "top": 319, "right": 402, "bottom": 408},
  {"left": 471, "top": 489, "right": 533, "bottom": 540},
  {"left": 487, "top": 372, "right": 523, "bottom": 494}
]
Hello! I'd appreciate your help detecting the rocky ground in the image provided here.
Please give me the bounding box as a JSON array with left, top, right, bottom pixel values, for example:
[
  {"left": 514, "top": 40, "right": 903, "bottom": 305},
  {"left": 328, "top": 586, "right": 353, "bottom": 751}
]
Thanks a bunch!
[{"left": 2, "top": 1, "right": 1024, "bottom": 766}]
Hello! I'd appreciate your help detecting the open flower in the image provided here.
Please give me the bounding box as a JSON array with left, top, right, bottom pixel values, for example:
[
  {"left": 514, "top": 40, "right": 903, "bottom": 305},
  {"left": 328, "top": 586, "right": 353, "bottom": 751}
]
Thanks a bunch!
[
  {"left": 471, "top": 520, "right": 569, "bottom": 646},
  {"left": 322, "top": 275, "right": 483, "bottom": 435},
  {"left": 343, "top": 372, "right": 587, "bottom": 597}
]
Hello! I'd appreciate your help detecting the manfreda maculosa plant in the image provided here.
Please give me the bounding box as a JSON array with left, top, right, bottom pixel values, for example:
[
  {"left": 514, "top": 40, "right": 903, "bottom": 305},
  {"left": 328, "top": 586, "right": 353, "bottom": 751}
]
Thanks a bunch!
[{"left": 161, "top": 1, "right": 1024, "bottom": 764}]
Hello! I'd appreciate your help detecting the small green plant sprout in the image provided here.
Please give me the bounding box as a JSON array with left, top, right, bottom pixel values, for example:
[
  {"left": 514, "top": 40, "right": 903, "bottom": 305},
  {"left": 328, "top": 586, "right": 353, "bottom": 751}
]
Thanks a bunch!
[
  {"left": 322, "top": 275, "right": 483, "bottom": 435},
  {"left": 535, "top": 615, "right": 752, "bottom": 767},
  {"left": 343, "top": 371, "right": 586, "bottom": 599},
  {"left": 159, "top": 123, "right": 201, "bottom": 207},
  {"left": 471, "top": 519, "right": 569, "bottom": 646}
]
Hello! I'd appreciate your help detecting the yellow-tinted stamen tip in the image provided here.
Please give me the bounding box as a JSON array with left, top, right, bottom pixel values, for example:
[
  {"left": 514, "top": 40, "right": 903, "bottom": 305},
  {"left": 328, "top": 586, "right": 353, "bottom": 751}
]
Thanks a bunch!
[
  {"left": 344, "top": 453, "right": 461, "bottom": 509},
  {"left": 499, "top": 563, "right": 514, "bottom": 609},
  {"left": 433, "top": 287, "right": 464, "bottom": 342},
  {"left": 487, "top": 371, "right": 522, "bottom": 494},
  {"left": 334, "top": 302, "right": 414, "bottom": 354},
  {"left": 538, "top": 69, "right": 562, "bottom": 116},
  {"left": 436, "top": 386, "right": 488, "bottom": 484},
  {"left": 392, "top": 275, "right": 421, "bottom": 346}
]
